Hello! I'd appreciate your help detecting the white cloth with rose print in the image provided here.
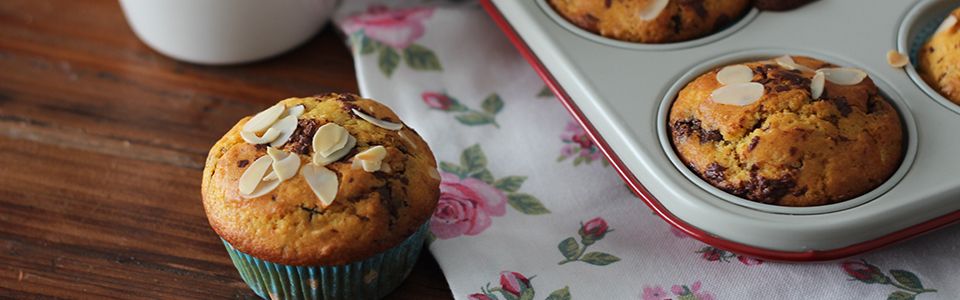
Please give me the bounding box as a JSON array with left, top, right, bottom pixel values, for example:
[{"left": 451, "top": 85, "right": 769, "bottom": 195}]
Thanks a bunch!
[{"left": 333, "top": 2, "right": 960, "bottom": 299}]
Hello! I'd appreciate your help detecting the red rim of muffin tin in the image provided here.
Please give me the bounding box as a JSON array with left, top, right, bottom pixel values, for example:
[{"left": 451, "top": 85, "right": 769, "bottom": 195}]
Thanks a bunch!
[{"left": 480, "top": 0, "right": 960, "bottom": 262}]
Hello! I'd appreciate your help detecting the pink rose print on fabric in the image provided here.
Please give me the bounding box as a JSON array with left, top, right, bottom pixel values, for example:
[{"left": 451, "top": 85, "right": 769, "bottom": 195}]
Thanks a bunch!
[
  {"left": 468, "top": 294, "right": 494, "bottom": 300},
  {"left": 430, "top": 172, "right": 507, "bottom": 239},
  {"left": 557, "top": 217, "right": 620, "bottom": 266},
  {"left": 340, "top": 5, "right": 433, "bottom": 49},
  {"left": 641, "top": 286, "right": 669, "bottom": 300},
  {"left": 422, "top": 92, "right": 454, "bottom": 110},
  {"left": 430, "top": 145, "right": 549, "bottom": 240},
  {"left": 695, "top": 246, "right": 764, "bottom": 266},
  {"left": 642, "top": 281, "right": 713, "bottom": 300},
  {"left": 558, "top": 121, "right": 608, "bottom": 167},
  {"left": 840, "top": 259, "right": 937, "bottom": 299},
  {"left": 339, "top": 5, "right": 441, "bottom": 77},
  {"left": 469, "top": 271, "right": 570, "bottom": 300}
]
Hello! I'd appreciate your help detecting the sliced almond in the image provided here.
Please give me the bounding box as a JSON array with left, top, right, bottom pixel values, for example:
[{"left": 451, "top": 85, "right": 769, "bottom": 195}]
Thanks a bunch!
[
  {"left": 240, "top": 128, "right": 281, "bottom": 144},
  {"left": 774, "top": 55, "right": 813, "bottom": 72},
  {"left": 355, "top": 145, "right": 387, "bottom": 161},
  {"left": 637, "top": 0, "right": 669, "bottom": 21},
  {"left": 886, "top": 50, "right": 909, "bottom": 68},
  {"left": 716, "top": 65, "right": 754, "bottom": 85},
  {"left": 352, "top": 146, "right": 387, "bottom": 172},
  {"left": 428, "top": 168, "right": 441, "bottom": 180},
  {"left": 313, "top": 123, "right": 349, "bottom": 157},
  {"left": 281, "top": 104, "right": 305, "bottom": 119},
  {"left": 271, "top": 152, "right": 300, "bottom": 181},
  {"left": 352, "top": 109, "right": 403, "bottom": 131},
  {"left": 301, "top": 164, "right": 339, "bottom": 208},
  {"left": 818, "top": 67, "right": 867, "bottom": 85},
  {"left": 268, "top": 115, "right": 299, "bottom": 147},
  {"left": 241, "top": 178, "right": 281, "bottom": 199},
  {"left": 266, "top": 146, "right": 286, "bottom": 161},
  {"left": 242, "top": 104, "right": 285, "bottom": 133},
  {"left": 811, "top": 71, "right": 825, "bottom": 99},
  {"left": 263, "top": 147, "right": 300, "bottom": 181},
  {"left": 710, "top": 82, "right": 765, "bottom": 106},
  {"left": 397, "top": 131, "right": 418, "bottom": 150},
  {"left": 936, "top": 15, "right": 958, "bottom": 34},
  {"left": 313, "top": 135, "right": 356, "bottom": 166},
  {"left": 238, "top": 155, "right": 273, "bottom": 195},
  {"left": 360, "top": 159, "right": 382, "bottom": 172}
]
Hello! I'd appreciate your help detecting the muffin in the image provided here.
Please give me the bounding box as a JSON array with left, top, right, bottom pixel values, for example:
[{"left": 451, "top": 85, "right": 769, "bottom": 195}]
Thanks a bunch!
[
  {"left": 669, "top": 56, "right": 904, "bottom": 206},
  {"left": 918, "top": 8, "right": 960, "bottom": 105},
  {"left": 201, "top": 93, "right": 440, "bottom": 299},
  {"left": 547, "top": 0, "right": 751, "bottom": 43}
]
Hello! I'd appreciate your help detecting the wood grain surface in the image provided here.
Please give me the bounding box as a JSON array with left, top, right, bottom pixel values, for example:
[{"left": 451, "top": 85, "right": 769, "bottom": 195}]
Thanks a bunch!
[{"left": 0, "top": 0, "right": 452, "bottom": 298}]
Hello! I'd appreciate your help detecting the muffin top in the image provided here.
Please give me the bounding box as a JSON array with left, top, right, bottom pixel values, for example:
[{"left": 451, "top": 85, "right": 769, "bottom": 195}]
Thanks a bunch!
[
  {"left": 547, "top": 0, "right": 751, "bottom": 43},
  {"left": 669, "top": 56, "right": 904, "bottom": 206},
  {"left": 201, "top": 93, "right": 440, "bottom": 265},
  {"left": 918, "top": 8, "right": 960, "bottom": 104}
]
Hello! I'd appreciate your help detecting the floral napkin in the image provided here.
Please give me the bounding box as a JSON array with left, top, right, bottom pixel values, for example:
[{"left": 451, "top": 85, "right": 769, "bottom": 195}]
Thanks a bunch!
[{"left": 332, "top": 2, "right": 960, "bottom": 299}]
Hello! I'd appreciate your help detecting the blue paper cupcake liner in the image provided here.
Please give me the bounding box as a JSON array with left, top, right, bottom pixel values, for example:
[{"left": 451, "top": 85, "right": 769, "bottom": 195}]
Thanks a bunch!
[
  {"left": 222, "top": 223, "right": 429, "bottom": 300},
  {"left": 908, "top": 9, "right": 953, "bottom": 63}
]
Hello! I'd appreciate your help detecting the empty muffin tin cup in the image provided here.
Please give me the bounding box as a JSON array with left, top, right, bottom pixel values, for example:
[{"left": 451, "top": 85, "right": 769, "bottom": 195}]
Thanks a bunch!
[
  {"left": 534, "top": 0, "right": 758, "bottom": 51},
  {"left": 898, "top": 0, "right": 960, "bottom": 115},
  {"left": 656, "top": 49, "right": 919, "bottom": 215}
]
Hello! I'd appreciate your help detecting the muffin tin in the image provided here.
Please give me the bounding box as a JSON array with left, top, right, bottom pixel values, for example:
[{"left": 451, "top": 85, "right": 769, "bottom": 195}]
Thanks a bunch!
[{"left": 481, "top": 0, "right": 960, "bottom": 261}]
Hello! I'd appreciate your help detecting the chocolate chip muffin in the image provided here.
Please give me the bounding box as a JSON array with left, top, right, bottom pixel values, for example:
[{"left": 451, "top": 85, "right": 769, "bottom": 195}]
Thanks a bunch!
[
  {"left": 202, "top": 93, "right": 440, "bottom": 298},
  {"left": 669, "top": 56, "right": 904, "bottom": 206},
  {"left": 918, "top": 8, "right": 960, "bottom": 105},
  {"left": 547, "top": 0, "right": 751, "bottom": 43}
]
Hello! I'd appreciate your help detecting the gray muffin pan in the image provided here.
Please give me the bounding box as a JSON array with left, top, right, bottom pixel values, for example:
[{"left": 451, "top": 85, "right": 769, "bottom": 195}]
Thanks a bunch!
[{"left": 484, "top": 0, "right": 960, "bottom": 260}]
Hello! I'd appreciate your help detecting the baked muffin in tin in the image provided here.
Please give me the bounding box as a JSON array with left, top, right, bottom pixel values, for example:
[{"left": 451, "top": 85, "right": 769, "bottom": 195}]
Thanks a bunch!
[
  {"left": 547, "top": 0, "right": 751, "bottom": 43},
  {"left": 918, "top": 8, "right": 960, "bottom": 105},
  {"left": 669, "top": 56, "right": 903, "bottom": 206}
]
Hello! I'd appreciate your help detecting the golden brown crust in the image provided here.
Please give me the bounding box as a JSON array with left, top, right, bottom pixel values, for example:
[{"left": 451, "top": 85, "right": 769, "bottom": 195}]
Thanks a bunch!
[
  {"left": 547, "top": 0, "right": 751, "bottom": 43},
  {"left": 201, "top": 93, "right": 440, "bottom": 265},
  {"left": 669, "top": 56, "right": 904, "bottom": 206},
  {"left": 918, "top": 8, "right": 960, "bottom": 105}
]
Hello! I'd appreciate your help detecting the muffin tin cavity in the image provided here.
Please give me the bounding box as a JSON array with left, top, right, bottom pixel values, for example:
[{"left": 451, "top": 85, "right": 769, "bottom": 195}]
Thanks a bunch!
[
  {"left": 898, "top": 0, "right": 960, "bottom": 115},
  {"left": 656, "top": 50, "right": 918, "bottom": 215},
  {"left": 535, "top": 0, "right": 758, "bottom": 51}
]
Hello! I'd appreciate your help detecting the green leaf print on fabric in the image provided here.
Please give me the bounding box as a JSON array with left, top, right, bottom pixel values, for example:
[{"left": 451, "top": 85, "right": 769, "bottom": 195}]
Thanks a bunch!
[
  {"left": 403, "top": 44, "right": 442, "bottom": 71},
  {"left": 557, "top": 217, "right": 620, "bottom": 266},
  {"left": 537, "top": 85, "right": 554, "bottom": 98},
  {"left": 558, "top": 238, "right": 579, "bottom": 260},
  {"left": 470, "top": 272, "right": 572, "bottom": 300},
  {"left": 507, "top": 194, "right": 550, "bottom": 215},
  {"left": 545, "top": 287, "right": 571, "bottom": 300},
  {"left": 462, "top": 144, "right": 487, "bottom": 173},
  {"left": 888, "top": 291, "right": 915, "bottom": 300},
  {"left": 422, "top": 92, "right": 503, "bottom": 128},
  {"left": 378, "top": 46, "right": 401, "bottom": 77},
  {"left": 579, "top": 252, "right": 620, "bottom": 266},
  {"left": 841, "top": 260, "right": 937, "bottom": 299},
  {"left": 482, "top": 94, "right": 505, "bottom": 114},
  {"left": 357, "top": 33, "right": 378, "bottom": 55},
  {"left": 890, "top": 270, "right": 924, "bottom": 290},
  {"left": 494, "top": 176, "right": 526, "bottom": 193}
]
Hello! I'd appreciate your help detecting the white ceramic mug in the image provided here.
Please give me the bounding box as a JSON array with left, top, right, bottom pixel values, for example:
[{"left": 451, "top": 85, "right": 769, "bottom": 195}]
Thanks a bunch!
[{"left": 119, "top": 0, "right": 339, "bottom": 65}]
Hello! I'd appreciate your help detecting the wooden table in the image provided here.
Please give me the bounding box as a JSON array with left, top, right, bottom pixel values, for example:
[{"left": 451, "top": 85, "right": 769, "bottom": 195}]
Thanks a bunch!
[{"left": 0, "top": 0, "right": 452, "bottom": 298}]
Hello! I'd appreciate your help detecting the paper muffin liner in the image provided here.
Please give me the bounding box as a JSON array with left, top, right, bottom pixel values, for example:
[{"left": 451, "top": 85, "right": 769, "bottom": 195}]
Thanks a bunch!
[
  {"left": 908, "top": 9, "right": 953, "bottom": 63},
  {"left": 221, "top": 223, "right": 429, "bottom": 300}
]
